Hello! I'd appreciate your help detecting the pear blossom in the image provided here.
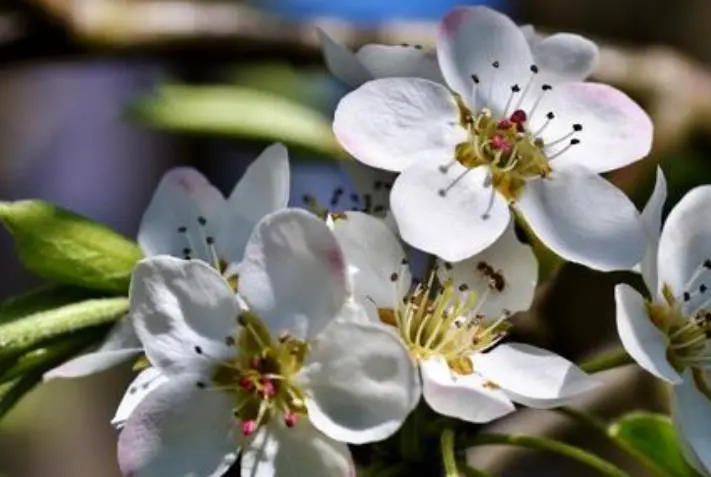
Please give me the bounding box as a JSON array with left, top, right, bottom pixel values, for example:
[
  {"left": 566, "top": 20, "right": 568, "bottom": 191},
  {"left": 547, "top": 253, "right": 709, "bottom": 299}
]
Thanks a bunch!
[
  {"left": 45, "top": 143, "right": 290, "bottom": 380},
  {"left": 331, "top": 211, "right": 599, "bottom": 422},
  {"left": 332, "top": 6, "right": 651, "bottom": 269},
  {"left": 615, "top": 176, "right": 711, "bottom": 473},
  {"left": 116, "top": 209, "right": 420, "bottom": 477}
]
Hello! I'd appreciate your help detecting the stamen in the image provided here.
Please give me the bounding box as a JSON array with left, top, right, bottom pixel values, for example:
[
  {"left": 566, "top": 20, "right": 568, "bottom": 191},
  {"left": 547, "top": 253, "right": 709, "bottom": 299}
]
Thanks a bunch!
[
  {"left": 513, "top": 64, "right": 539, "bottom": 111},
  {"left": 533, "top": 111, "right": 555, "bottom": 136},
  {"left": 547, "top": 139, "right": 580, "bottom": 160},
  {"left": 502, "top": 84, "right": 520, "bottom": 117},
  {"left": 528, "top": 84, "right": 552, "bottom": 121},
  {"left": 438, "top": 168, "right": 471, "bottom": 197},
  {"left": 439, "top": 159, "right": 458, "bottom": 174},
  {"left": 545, "top": 124, "right": 582, "bottom": 148}
]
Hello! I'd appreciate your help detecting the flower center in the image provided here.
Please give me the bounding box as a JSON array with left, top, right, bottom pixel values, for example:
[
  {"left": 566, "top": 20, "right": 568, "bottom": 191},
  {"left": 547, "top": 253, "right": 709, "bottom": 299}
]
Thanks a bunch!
[
  {"left": 649, "top": 261, "right": 711, "bottom": 400},
  {"left": 210, "top": 312, "right": 308, "bottom": 436},
  {"left": 378, "top": 270, "right": 511, "bottom": 376},
  {"left": 439, "top": 62, "right": 583, "bottom": 203}
]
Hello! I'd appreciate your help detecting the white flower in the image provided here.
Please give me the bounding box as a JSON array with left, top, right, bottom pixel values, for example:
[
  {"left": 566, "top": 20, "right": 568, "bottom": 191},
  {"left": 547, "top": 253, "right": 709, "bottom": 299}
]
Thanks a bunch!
[
  {"left": 332, "top": 6, "right": 651, "bottom": 269},
  {"left": 116, "top": 209, "right": 420, "bottom": 477},
  {"left": 45, "top": 143, "right": 290, "bottom": 380},
  {"left": 615, "top": 175, "right": 711, "bottom": 474},
  {"left": 331, "top": 211, "right": 599, "bottom": 423},
  {"left": 319, "top": 23, "right": 597, "bottom": 88}
]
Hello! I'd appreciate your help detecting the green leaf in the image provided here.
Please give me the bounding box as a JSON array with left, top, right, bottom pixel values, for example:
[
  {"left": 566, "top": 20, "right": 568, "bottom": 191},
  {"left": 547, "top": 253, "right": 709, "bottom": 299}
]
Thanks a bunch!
[
  {"left": 126, "top": 84, "right": 344, "bottom": 158},
  {"left": 0, "top": 297, "right": 128, "bottom": 359},
  {"left": 0, "top": 200, "right": 142, "bottom": 293},
  {"left": 0, "top": 285, "right": 99, "bottom": 325},
  {"left": 609, "top": 412, "right": 703, "bottom": 477}
]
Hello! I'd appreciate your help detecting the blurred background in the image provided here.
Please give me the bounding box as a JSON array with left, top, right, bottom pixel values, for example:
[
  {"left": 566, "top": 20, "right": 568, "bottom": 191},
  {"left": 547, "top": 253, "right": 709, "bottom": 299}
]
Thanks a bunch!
[{"left": 0, "top": 0, "right": 710, "bottom": 476}]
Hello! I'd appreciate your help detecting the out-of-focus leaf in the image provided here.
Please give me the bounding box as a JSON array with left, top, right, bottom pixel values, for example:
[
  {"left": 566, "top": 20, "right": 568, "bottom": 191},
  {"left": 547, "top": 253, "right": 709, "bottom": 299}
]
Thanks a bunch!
[
  {"left": 0, "top": 201, "right": 142, "bottom": 293},
  {"left": 0, "top": 285, "right": 99, "bottom": 325},
  {"left": 0, "top": 297, "right": 128, "bottom": 359},
  {"left": 609, "top": 412, "right": 703, "bottom": 477},
  {"left": 126, "top": 84, "right": 344, "bottom": 158}
]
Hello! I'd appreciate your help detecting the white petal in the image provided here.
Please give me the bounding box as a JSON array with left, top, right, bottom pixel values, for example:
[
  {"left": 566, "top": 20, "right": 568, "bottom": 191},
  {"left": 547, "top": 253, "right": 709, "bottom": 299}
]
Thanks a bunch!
[
  {"left": 639, "top": 167, "right": 667, "bottom": 294},
  {"left": 437, "top": 6, "right": 532, "bottom": 109},
  {"left": 534, "top": 82, "right": 653, "bottom": 173},
  {"left": 657, "top": 185, "right": 711, "bottom": 299},
  {"left": 216, "top": 143, "right": 290, "bottom": 264},
  {"left": 420, "top": 355, "right": 515, "bottom": 423},
  {"left": 298, "top": 319, "right": 419, "bottom": 444},
  {"left": 138, "top": 167, "right": 225, "bottom": 261},
  {"left": 44, "top": 316, "right": 142, "bottom": 380},
  {"left": 615, "top": 284, "right": 682, "bottom": 384},
  {"left": 391, "top": 162, "right": 510, "bottom": 262},
  {"left": 118, "top": 374, "right": 237, "bottom": 477},
  {"left": 673, "top": 401, "right": 711, "bottom": 477},
  {"left": 443, "top": 221, "right": 537, "bottom": 317},
  {"left": 356, "top": 44, "right": 444, "bottom": 83},
  {"left": 532, "top": 33, "right": 598, "bottom": 82},
  {"left": 238, "top": 209, "right": 349, "bottom": 340},
  {"left": 241, "top": 421, "right": 353, "bottom": 477},
  {"left": 111, "top": 367, "right": 170, "bottom": 429},
  {"left": 130, "top": 256, "right": 237, "bottom": 376},
  {"left": 317, "top": 29, "right": 372, "bottom": 87},
  {"left": 517, "top": 166, "right": 646, "bottom": 271},
  {"left": 333, "top": 77, "right": 465, "bottom": 172},
  {"left": 519, "top": 25, "right": 537, "bottom": 45},
  {"left": 331, "top": 211, "right": 410, "bottom": 308},
  {"left": 473, "top": 343, "right": 601, "bottom": 408},
  {"left": 673, "top": 374, "right": 711, "bottom": 474}
]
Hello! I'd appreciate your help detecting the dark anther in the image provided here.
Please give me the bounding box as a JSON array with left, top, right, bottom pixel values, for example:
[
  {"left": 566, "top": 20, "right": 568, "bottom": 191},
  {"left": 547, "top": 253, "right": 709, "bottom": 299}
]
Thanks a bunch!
[
  {"left": 471, "top": 74, "right": 480, "bottom": 84},
  {"left": 542, "top": 84, "right": 552, "bottom": 91},
  {"left": 511, "top": 84, "right": 521, "bottom": 93},
  {"left": 334, "top": 187, "right": 344, "bottom": 196},
  {"left": 530, "top": 64, "right": 539, "bottom": 73},
  {"left": 350, "top": 193, "right": 360, "bottom": 203},
  {"left": 364, "top": 194, "right": 373, "bottom": 213},
  {"left": 458, "top": 284, "right": 469, "bottom": 292},
  {"left": 374, "top": 180, "right": 383, "bottom": 190},
  {"left": 701, "top": 284, "right": 708, "bottom": 293},
  {"left": 573, "top": 123, "right": 583, "bottom": 132},
  {"left": 183, "top": 247, "right": 191, "bottom": 256},
  {"left": 197, "top": 216, "right": 207, "bottom": 226},
  {"left": 401, "top": 258, "right": 409, "bottom": 265},
  {"left": 185, "top": 254, "right": 192, "bottom": 260},
  {"left": 444, "top": 262, "right": 453, "bottom": 270},
  {"left": 438, "top": 189, "right": 446, "bottom": 197},
  {"left": 390, "top": 273, "right": 399, "bottom": 282},
  {"left": 129, "top": 387, "right": 137, "bottom": 394},
  {"left": 570, "top": 138, "right": 581, "bottom": 145},
  {"left": 414, "top": 44, "right": 423, "bottom": 50},
  {"left": 546, "top": 111, "right": 555, "bottom": 120},
  {"left": 206, "top": 236, "right": 215, "bottom": 245},
  {"left": 385, "top": 182, "right": 393, "bottom": 190},
  {"left": 492, "top": 61, "right": 500, "bottom": 68},
  {"left": 373, "top": 205, "right": 385, "bottom": 213},
  {"left": 194, "top": 345, "right": 203, "bottom": 354},
  {"left": 225, "top": 336, "right": 235, "bottom": 346},
  {"left": 400, "top": 43, "right": 409, "bottom": 47},
  {"left": 177, "top": 226, "right": 187, "bottom": 233},
  {"left": 196, "top": 382, "right": 206, "bottom": 389},
  {"left": 683, "top": 291, "right": 691, "bottom": 302},
  {"left": 302, "top": 194, "right": 314, "bottom": 204},
  {"left": 704, "top": 259, "right": 711, "bottom": 269}
]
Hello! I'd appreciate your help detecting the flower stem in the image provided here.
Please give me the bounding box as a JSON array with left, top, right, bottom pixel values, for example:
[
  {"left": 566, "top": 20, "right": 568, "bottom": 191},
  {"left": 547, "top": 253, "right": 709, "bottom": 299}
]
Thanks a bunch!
[
  {"left": 440, "top": 428, "right": 459, "bottom": 477},
  {"left": 464, "top": 433, "right": 630, "bottom": 477},
  {"left": 579, "top": 348, "right": 633, "bottom": 374}
]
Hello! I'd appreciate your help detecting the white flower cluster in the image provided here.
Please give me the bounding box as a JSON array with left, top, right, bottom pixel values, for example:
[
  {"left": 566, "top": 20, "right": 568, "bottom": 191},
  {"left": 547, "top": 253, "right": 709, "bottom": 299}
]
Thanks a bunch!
[{"left": 43, "top": 6, "right": 711, "bottom": 477}]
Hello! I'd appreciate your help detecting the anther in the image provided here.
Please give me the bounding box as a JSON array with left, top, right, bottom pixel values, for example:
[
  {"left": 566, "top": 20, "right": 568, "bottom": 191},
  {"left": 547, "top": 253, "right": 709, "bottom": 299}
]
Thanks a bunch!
[
  {"left": 373, "top": 205, "right": 385, "bottom": 213},
  {"left": 206, "top": 236, "right": 215, "bottom": 245},
  {"left": 470, "top": 74, "right": 480, "bottom": 84},
  {"left": 240, "top": 377, "right": 254, "bottom": 391},
  {"left": 177, "top": 226, "right": 187, "bottom": 233},
  {"left": 571, "top": 138, "right": 581, "bottom": 145},
  {"left": 401, "top": 258, "right": 409, "bottom": 265},
  {"left": 705, "top": 259, "right": 711, "bottom": 269},
  {"left": 182, "top": 247, "right": 191, "bottom": 256},
  {"left": 197, "top": 216, "right": 207, "bottom": 226},
  {"left": 546, "top": 112, "right": 555, "bottom": 120},
  {"left": 374, "top": 180, "right": 383, "bottom": 190},
  {"left": 259, "top": 379, "right": 276, "bottom": 399},
  {"left": 194, "top": 345, "right": 203, "bottom": 354},
  {"left": 701, "top": 284, "right": 708, "bottom": 293},
  {"left": 490, "top": 135, "right": 512, "bottom": 152},
  {"left": 196, "top": 381, "right": 206, "bottom": 389},
  {"left": 241, "top": 420, "right": 257, "bottom": 437},
  {"left": 497, "top": 119, "right": 513, "bottom": 130},
  {"left": 350, "top": 193, "right": 359, "bottom": 203},
  {"left": 492, "top": 61, "right": 500, "bottom": 68},
  {"left": 458, "top": 284, "right": 469, "bottom": 292},
  {"left": 511, "top": 84, "right": 521, "bottom": 93},
  {"left": 510, "top": 109, "right": 527, "bottom": 124},
  {"left": 225, "top": 336, "right": 235, "bottom": 346},
  {"left": 573, "top": 123, "right": 583, "bottom": 132},
  {"left": 530, "top": 64, "right": 539, "bottom": 73},
  {"left": 541, "top": 84, "right": 552, "bottom": 91},
  {"left": 414, "top": 44, "right": 423, "bottom": 50},
  {"left": 284, "top": 413, "right": 299, "bottom": 428},
  {"left": 390, "top": 273, "right": 399, "bottom": 282},
  {"left": 684, "top": 292, "right": 692, "bottom": 302}
]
